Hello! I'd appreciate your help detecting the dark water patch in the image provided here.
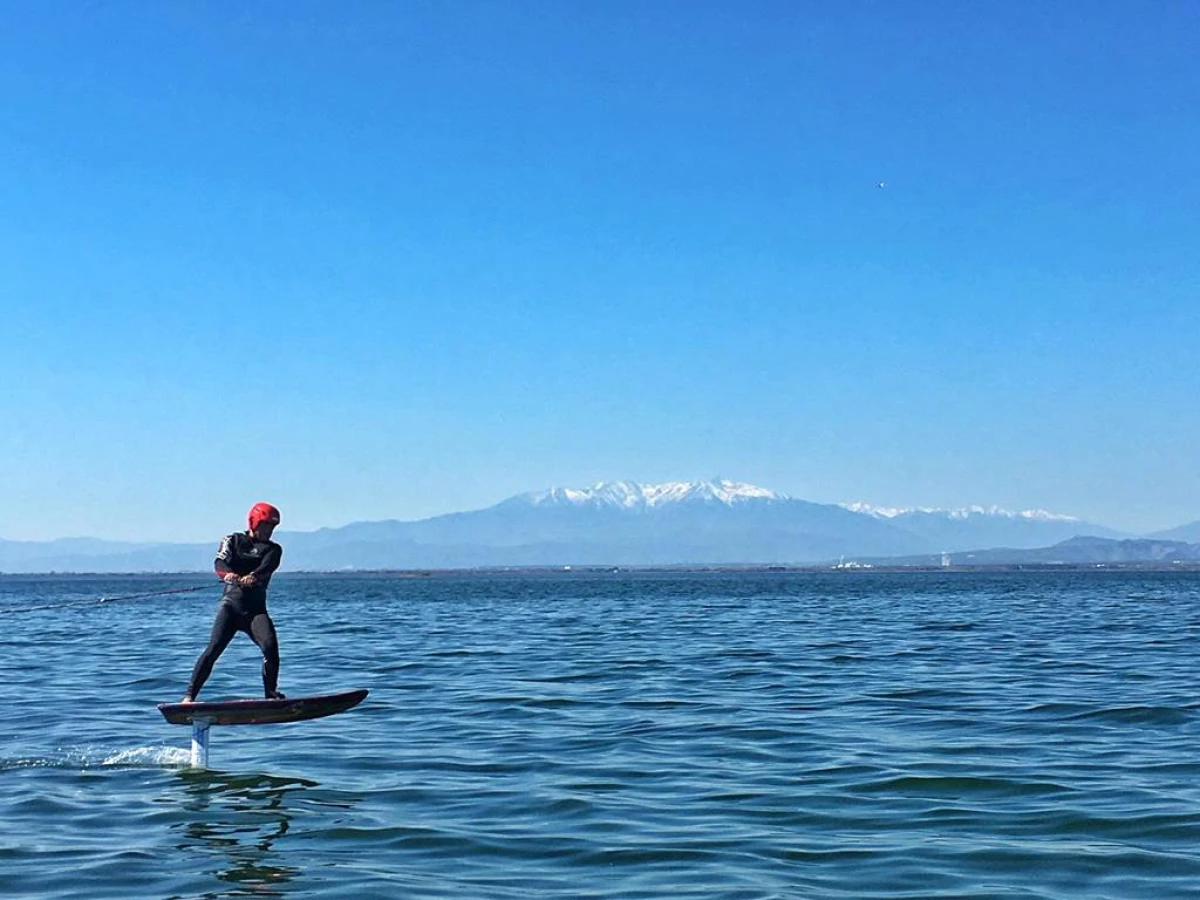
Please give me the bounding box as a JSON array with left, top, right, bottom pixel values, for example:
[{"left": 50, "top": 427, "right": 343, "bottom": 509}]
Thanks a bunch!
[
  {"left": 916, "top": 620, "right": 981, "bottom": 632},
  {"left": 855, "top": 773, "right": 1075, "bottom": 799},
  {"left": 829, "top": 653, "right": 869, "bottom": 663},
  {"left": 1067, "top": 705, "right": 1191, "bottom": 726}
]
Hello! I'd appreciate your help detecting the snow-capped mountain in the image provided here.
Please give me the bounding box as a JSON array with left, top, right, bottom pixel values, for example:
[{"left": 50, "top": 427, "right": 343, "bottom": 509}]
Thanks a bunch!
[
  {"left": 305, "top": 483, "right": 1126, "bottom": 566},
  {"left": 841, "top": 501, "right": 1123, "bottom": 550},
  {"left": 842, "top": 502, "right": 1079, "bottom": 523},
  {"left": 509, "top": 479, "right": 787, "bottom": 510},
  {"left": 0, "top": 479, "right": 1154, "bottom": 571}
]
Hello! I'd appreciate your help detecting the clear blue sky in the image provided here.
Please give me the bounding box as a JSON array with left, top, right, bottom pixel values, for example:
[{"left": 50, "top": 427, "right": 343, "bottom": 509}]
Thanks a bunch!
[{"left": 2, "top": 1, "right": 1196, "bottom": 541}]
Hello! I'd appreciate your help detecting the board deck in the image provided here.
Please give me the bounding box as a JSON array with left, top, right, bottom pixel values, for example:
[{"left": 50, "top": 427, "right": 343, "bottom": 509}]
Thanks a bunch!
[{"left": 158, "top": 688, "right": 368, "bottom": 726}]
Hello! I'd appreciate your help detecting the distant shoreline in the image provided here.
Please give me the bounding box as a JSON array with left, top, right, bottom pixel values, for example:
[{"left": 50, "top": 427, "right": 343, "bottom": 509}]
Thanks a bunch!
[{"left": 3, "top": 562, "right": 1199, "bottom": 578}]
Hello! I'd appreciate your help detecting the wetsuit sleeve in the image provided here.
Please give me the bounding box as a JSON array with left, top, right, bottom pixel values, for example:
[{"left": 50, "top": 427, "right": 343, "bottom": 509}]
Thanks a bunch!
[
  {"left": 248, "top": 542, "right": 282, "bottom": 580},
  {"left": 214, "top": 534, "right": 237, "bottom": 580}
]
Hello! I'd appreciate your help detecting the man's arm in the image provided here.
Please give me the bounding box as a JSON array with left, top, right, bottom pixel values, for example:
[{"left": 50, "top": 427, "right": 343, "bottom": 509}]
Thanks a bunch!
[{"left": 214, "top": 535, "right": 239, "bottom": 584}]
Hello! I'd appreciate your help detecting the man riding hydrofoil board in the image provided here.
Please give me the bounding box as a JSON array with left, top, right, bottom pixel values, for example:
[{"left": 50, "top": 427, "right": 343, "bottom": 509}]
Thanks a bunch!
[{"left": 181, "top": 502, "right": 284, "bottom": 703}]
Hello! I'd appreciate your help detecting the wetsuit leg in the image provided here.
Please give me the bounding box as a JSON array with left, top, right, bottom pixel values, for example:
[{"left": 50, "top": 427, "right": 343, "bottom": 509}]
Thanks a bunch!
[
  {"left": 186, "top": 602, "right": 242, "bottom": 699},
  {"left": 249, "top": 613, "right": 281, "bottom": 698}
]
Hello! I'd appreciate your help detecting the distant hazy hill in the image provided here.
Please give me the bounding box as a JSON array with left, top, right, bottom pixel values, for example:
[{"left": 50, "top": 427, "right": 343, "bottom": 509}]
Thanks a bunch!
[
  {"left": 867, "top": 536, "right": 1200, "bottom": 567},
  {"left": 0, "top": 480, "right": 1180, "bottom": 572},
  {"left": 1149, "top": 521, "right": 1200, "bottom": 543},
  {"left": 0, "top": 538, "right": 211, "bottom": 573}
]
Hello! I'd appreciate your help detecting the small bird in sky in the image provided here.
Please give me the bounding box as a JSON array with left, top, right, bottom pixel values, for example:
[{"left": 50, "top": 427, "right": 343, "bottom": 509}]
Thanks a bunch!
[{"left": 876, "top": 181, "right": 887, "bottom": 189}]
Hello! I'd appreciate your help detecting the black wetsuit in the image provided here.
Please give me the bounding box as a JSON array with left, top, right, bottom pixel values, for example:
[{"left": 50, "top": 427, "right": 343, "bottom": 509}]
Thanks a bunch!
[{"left": 186, "top": 532, "right": 283, "bottom": 700}]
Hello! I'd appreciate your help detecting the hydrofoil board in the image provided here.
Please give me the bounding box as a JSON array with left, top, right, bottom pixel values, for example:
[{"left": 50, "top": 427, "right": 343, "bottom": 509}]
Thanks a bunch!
[{"left": 158, "top": 688, "right": 368, "bottom": 727}]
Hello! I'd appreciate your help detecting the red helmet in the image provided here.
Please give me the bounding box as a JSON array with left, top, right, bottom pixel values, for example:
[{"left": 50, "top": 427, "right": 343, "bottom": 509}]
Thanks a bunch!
[{"left": 248, "top": 502, "right": 281, "bottom": 530}]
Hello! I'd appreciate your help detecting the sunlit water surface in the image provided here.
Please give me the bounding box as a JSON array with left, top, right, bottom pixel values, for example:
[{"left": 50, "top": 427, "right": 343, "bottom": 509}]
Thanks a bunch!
[{"left": 2, "top": 570, "right": 1199, "bottom": 898}]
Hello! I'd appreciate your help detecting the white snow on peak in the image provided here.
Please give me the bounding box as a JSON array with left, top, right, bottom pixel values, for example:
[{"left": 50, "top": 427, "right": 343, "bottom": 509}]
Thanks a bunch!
[
  {"left": 519, "top": 480, "right": 787, "bottom": 509},
  {"left": 841, "top": 502, "right": 1078, "bottom": 522}
]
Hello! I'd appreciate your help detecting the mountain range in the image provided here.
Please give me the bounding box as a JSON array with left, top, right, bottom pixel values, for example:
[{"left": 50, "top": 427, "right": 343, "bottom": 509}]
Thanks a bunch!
[{"left": 1, "top": 479, "right": 1196, "bottom": 572}]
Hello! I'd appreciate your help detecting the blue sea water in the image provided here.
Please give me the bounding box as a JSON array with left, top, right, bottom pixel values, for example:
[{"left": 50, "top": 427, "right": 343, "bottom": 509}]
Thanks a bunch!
[{"left": 2, "top": 569, "right": 1199, "bottom": 899}]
